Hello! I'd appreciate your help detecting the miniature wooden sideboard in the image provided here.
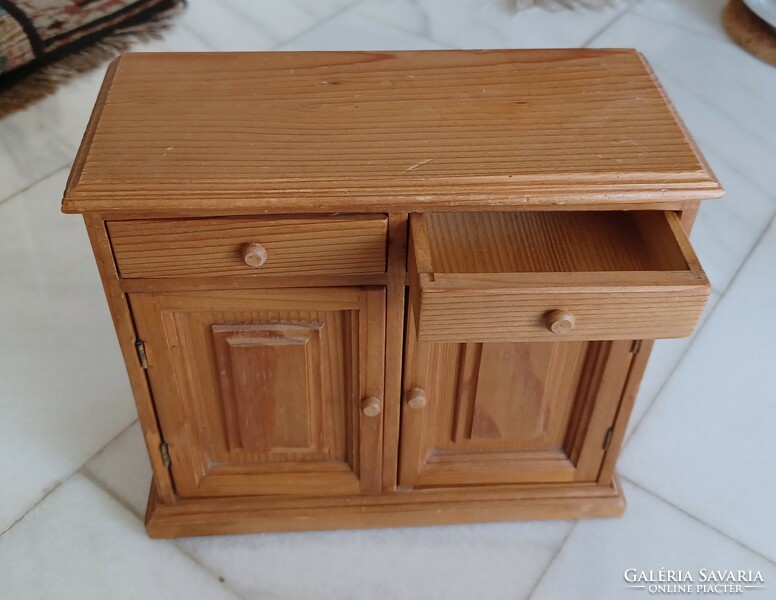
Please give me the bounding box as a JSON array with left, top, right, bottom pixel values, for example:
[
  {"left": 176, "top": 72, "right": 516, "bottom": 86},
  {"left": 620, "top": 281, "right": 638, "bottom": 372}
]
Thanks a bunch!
[{"left": 62, "top": 50, "right": 722, "bottom": 538}]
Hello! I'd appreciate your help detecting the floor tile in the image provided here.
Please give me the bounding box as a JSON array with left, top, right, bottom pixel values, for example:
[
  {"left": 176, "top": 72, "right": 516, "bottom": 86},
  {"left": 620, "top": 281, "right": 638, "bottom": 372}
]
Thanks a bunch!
[
  {"left": 591, "top": 14, "right": 776, "bottom": 294},
  {"left": 84, "top": 419, "right": 571, "bottom": 599},
  {"left": 278, "top": 11, "right": 447, "bottom": 50},
  {"left": 627, "top": 291, "right": 720, "bottom": 438},
  {"left": 688, "top": 148, "right": 776, "bottom": 293},
  {"left": 30, "top": 67, "right": 107, "bottom": 158},
  {"left": 620, "top": 218, "right": 776, "bottom": 562},
  {"left": 0, "top": 171, "right": 137, "bottom": 533},
  {"left": 354, "top": 0, "right": 630, "bottom": 49},
  {"left": 176, "top": 0, "right": 280, "bottom": 51},
  {"left": 178, "top": 0, "right": 358, "bottom": 51},
  {"left": 633, "top": 0, "right": 729, "bottom": 41},
  {"left": 84, "top": 421, "right": 150, "bottom": 518},
  {"left": 133, "top": 13, "right": 217, "bottom": 52},
  {"left": 0, "top": 105, "right": 71, "bottom": 202},
  {"left": 221, "top": 0, "right": 359, "bottom": 43},
  {"left": 531, "top": 480, "right": 776, "bottom": 600},
  {"left": 0, "top": 474, "right": 239, "bottom": 600},
  {"left": 180, "top": 519, "right": 572, "bottom": 600}
]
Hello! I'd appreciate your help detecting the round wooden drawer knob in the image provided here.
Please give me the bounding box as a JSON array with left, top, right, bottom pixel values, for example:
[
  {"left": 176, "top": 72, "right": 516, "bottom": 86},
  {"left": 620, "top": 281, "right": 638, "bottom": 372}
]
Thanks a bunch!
[
  {"left": 361, "top": 396, "right": 382, "bottom": 417},
  {"left": 545, "top": 309, "right": 576, "bottom": 334},
  {"left": 242, "top": 243, "right": 268, "bottom": 267},
  {"left": 408, "top": 388, "right": 427, "bottom": 410}
]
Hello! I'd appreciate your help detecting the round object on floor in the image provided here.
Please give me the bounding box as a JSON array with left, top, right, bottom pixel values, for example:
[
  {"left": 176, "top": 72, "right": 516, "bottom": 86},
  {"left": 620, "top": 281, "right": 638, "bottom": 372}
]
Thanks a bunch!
[{"left": 723, "top": 0, "right": 776, "bottom": 67}]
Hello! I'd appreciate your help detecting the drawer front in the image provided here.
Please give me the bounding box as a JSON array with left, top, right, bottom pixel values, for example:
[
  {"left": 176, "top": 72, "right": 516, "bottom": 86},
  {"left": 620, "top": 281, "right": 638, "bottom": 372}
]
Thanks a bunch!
[
  {"left": 109, "top": 215, "right": 388, "bottom": 279},
  {"left": 410, "top": 211, "right": 710, "bottom": 343},
  {"left": 412, "top": 278, "right": 709, "bottom": 342}
]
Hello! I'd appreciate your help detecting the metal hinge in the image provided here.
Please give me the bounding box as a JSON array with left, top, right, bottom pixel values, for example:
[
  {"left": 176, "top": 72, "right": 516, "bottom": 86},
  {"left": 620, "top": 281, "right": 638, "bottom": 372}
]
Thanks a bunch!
[
  {"left": 630, "top": 339, "right": 642, "bottom": 354},
  {"left": 135, "top": 340, "right": 149, "bottom": 369},
  {"left": 603, "top": 427, "right": 615, "bottom": 451},
  {"left": 159, "top": 442, "right": 171, "bottom": 468}
]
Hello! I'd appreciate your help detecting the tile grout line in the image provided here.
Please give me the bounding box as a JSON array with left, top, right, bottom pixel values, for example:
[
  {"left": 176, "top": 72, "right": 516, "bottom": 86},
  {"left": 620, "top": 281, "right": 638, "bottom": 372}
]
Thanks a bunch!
[
  {"left": 628, "top": 9, "right": 737, "bottom": 46},
  {"left": 79, "top": 467, "right": 145, "bottom": 522},
  {"left": 581, "top": 0, "right": 643, "bottom": 48},
  {"left": 178, "top": 23, "right": 219, "bottom": 51},
  {"left": 79, "top": 470, "right": 252, "bottom": 600},
  {"left": 623, "top": 213, "right": 776, "bottom": 448},
  {"left": 524, "top": 522, "right": 579, "bottom": 600},
  {"left": 82, "top": 418, "right": 140, "bottom": 468},
  {"left": 0, "top": 481, "right": 65, "bottom": 539},
  {"left": 268, "top": 0, "right": 373, "bottom": 51},
  {"left": 0, "top": 418, "right": 139, "bottom": 539},
  {"left": 0, "top": 162, "right": 71, "bottom": 206},
  {"left": 622, "top": 298, "right": 718, "bottom": 445},
  {"left": 337, "top": 1, "right": 453, "bottom": 49},
  {"left": 622, "top": 476, "right": 776, "bottom": 567},
  {"left": 213, "top": 0, "right": 287, "bottom": 45}
]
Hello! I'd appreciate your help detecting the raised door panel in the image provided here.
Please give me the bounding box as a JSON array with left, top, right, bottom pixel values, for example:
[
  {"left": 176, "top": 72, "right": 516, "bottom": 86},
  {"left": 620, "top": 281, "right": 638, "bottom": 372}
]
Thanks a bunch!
[
  {"left": 130, "top": 288, "right": 385, "bottom": 498},
  {"left": 212, "top": 323, "right": 325, "bottom": 455},
  {"left": 399, "top": 311, "right": 633, "bottom": 487}
]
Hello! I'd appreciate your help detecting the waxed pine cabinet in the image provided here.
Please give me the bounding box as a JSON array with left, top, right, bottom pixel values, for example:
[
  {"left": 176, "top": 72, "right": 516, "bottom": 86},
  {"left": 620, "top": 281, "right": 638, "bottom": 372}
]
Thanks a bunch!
[{"left": 62, "top": 49, "right": 721, "bottom": 538}]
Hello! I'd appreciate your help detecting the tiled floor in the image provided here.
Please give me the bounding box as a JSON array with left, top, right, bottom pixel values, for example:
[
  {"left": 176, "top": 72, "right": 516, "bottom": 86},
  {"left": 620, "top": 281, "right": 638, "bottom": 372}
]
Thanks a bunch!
[{"left": 1, "top": 1, "right": 774, "bottom": 598}]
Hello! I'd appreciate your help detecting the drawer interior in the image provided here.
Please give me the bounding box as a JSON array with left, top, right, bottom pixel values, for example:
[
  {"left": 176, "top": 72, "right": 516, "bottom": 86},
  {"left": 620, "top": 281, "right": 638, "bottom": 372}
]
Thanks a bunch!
[
  {"left": 409, "top": 210, "right": 709, "bottom": 342},
  {"left": 419, "top": 211, "right": 693, "bottom": 276}
]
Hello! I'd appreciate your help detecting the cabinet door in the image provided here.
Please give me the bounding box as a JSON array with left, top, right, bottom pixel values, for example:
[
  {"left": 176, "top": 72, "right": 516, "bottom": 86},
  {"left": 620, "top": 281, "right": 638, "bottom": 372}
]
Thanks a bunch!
[
  {"left": 130, "top": 288, "right": 385, "bottom": 498},
  {"left": 399, "top": 312, "right": 633, "bottom": 488}
]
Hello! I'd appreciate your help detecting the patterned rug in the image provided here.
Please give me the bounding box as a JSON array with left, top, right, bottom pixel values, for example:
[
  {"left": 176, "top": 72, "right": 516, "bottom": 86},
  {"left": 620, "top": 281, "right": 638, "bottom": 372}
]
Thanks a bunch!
[{"left": 0, "top": 0, "right": 184, "bottom": 117}]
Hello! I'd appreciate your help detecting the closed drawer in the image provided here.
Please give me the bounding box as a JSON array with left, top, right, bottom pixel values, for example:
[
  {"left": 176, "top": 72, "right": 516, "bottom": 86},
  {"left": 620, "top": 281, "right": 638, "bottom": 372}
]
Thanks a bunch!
[
  {"left": 109, "top": 215, "right": 388, "bottom": 278},
  {"left": 409, "top": 211, "right": 709, "bottom": 342}
]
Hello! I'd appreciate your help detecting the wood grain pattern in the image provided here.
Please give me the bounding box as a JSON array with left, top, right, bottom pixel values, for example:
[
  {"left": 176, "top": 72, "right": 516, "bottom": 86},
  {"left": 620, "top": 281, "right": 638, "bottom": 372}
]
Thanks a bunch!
[
  {"left": 109, "top": 215, "right": 388, "bottom": 278},
  {"left": 130, "top": 287, "right": 385, "bottom": 497},
  {"left": 410, "top": 211, "right": 710, "bottom": 342},
  {"left": 61, "top": 50, "right": 721, "bottom": 215},
  {"left": 424, "top": 211, "right": 689, "bottom": 273},
  {"left": 65, "top": 50, "right": 720, "bottom": 537},
  {"left": 145, "top": 475, "right": 626, "bottom": 538},
  {"left": 380, "top": 213, "right": 408, "bottom": 491},
  {"left": 399, "top": 309, "right": 632, "bottom": 487},
  {"left": 212, "top": 323, "right": 322, "bottom": 453}
]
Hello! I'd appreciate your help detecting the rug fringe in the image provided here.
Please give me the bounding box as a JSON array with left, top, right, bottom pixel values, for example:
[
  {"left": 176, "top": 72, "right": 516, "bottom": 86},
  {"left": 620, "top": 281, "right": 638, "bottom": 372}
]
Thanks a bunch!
[{"left": 0, "top": 2, "right": 185, "bottom": 119}]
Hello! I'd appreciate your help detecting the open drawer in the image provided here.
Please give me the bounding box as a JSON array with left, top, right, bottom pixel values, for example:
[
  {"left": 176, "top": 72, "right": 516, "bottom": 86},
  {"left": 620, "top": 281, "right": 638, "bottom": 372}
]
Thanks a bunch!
[{"left": 409, "top": 211, "right": 709, "bottom": 342}]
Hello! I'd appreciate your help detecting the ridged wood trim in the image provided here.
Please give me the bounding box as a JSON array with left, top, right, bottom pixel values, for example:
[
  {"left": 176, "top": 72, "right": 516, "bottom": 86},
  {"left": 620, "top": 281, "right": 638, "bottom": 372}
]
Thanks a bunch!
[
  {"left": 145, "top": 475, "right": 626, "bottom": 537},
  {"left": 62, "top": 49, "right": 721, "bottom": 215},
  {"left": 109, "top": 215, "right": 388, "bottom": 279}
]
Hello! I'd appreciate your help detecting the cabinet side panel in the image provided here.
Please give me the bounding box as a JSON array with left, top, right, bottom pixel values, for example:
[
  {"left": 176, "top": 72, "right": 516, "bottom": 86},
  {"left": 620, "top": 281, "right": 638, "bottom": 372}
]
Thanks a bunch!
[{"left": 82, "top": 214, "right": 175, "bottom": 502}]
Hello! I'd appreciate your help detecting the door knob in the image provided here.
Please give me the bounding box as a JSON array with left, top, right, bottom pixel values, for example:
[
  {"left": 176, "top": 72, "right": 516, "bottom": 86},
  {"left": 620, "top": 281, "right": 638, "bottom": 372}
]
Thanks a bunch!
[
  {"left": 545, "top": 309, "right": 576, "bottom": 334},
  {"left": 361, "top": 396, "right": 382, "bottom": 417},
  {"left": 242, "top": 243, "right": 268, "bottom": 267},
  {"left": 407, "top": 387, "right": 427, "bottom": 409}
]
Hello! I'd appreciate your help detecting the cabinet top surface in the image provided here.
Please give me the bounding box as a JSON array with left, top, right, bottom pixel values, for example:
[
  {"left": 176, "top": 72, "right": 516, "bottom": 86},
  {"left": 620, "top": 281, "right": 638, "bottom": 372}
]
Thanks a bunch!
[{"left": 62, "top": 49, "right": 721, "bottom": 215}]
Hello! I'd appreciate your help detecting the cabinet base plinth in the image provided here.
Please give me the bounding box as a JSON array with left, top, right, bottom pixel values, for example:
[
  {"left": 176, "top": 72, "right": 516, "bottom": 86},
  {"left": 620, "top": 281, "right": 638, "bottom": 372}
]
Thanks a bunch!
[{"left": 145, "top": 476, "right": 626, "bottom": 538}]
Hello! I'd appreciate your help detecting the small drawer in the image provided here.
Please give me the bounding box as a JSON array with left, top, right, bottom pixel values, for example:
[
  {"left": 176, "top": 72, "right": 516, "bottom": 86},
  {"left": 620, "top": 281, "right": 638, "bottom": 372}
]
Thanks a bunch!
[
  {"left": 109, "top": 215, "right": 388, "bottom": 279},
  {"left": 409, "top": 211, "right": 709, "bottom": 342}
]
